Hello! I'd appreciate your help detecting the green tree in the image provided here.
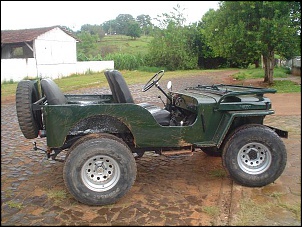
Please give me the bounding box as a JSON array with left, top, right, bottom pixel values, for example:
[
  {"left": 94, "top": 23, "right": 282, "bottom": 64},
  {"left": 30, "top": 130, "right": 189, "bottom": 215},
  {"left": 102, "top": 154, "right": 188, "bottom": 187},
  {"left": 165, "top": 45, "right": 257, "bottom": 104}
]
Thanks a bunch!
[
  {"left": 136, "top": 14, "right": 153, "bottom": 35},
  {"left": 148, "top": 4, "right": 198, "bottom": 70},
  {"left": 115, "top": 14, "right": 135, "bottom": 35},
  {"left": 155, "top": 4, "right": 187, "bottom": 29},
  {"left": 80, "top": 24, "right": 105, "bottom": 40},
  {"left": 195, "top": 13, "right": 228, "bottom": 69},
  {"left": 126, "top": 21, "right": 141, "bottom": 39},
  {"left": 102, "top": 20, "right": 118, "bottom": 35},
  {"left": 202, "top": 1, "right": 301, "bottom": 84},
  {"left": 76, "top": 31, "right": 99, "bottom": 61}
]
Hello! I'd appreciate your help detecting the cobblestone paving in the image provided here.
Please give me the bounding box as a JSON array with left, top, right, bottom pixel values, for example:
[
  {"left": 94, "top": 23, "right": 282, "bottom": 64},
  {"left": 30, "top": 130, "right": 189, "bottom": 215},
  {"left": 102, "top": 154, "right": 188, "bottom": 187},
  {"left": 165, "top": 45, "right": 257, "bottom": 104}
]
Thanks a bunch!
[{"left": 1, "top": 72, "right": 301, "bottom": 226}]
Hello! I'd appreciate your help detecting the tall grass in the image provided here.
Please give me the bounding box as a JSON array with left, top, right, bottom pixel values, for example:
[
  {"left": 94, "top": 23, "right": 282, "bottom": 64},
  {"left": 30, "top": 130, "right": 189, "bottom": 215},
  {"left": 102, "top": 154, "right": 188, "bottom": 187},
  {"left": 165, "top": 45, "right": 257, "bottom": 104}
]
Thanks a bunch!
[{"left": 103, "top": 53, "right": 147, "bottom": 70}]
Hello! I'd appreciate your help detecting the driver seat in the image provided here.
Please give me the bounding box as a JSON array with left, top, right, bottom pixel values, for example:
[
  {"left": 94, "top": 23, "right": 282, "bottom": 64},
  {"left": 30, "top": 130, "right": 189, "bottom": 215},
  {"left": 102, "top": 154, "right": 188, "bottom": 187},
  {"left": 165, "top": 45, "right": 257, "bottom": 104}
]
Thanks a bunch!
[{"left": 104, "top": 70, "right": 171, "bottom": 126}]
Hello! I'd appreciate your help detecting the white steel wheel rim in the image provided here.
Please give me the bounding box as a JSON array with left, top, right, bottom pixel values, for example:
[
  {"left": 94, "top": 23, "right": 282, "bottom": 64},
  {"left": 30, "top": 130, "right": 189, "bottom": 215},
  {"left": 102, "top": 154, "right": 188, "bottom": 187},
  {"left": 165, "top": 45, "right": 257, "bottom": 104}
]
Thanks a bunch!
[
  {"left": 81, "top": 155, "right": 120, "bottom": 192},
  {"left": 237, "top": 142, "right": 272, "bottom": 175}
]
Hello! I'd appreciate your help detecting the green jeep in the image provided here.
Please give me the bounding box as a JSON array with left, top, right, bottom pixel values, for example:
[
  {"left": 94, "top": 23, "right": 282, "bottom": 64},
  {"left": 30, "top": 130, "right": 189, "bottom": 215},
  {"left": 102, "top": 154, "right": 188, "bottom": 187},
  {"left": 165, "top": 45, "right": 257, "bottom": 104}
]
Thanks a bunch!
[{"left": 15, "top": 70, "right": 288, "bottom": 206}]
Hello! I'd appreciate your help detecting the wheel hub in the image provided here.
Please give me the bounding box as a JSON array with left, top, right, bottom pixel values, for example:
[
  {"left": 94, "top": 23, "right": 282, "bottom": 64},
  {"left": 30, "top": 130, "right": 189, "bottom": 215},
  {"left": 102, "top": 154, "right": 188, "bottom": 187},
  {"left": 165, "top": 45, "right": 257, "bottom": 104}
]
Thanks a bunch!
[
  {"left": 81, "top": 155, "right": 120, "bottom": 192},
  {"left": 88, "top": 160, "right": 114, "bottom": 182},
  {"left": 237, "top": 142, "right": 272, "bottom": 174},
  {"left": 95, "top": 162, "right": 106, "bottom": 175},
  {"left": 246, "top": 148, "right": 259, "bottom": 161}
]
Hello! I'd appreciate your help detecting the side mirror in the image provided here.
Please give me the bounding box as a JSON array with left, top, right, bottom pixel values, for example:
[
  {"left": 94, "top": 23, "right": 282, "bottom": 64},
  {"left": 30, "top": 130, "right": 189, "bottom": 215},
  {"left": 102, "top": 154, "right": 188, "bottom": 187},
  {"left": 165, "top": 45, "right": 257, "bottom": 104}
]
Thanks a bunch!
[{"left": 167, "top": 81, "right": 172, "bottom": 91}]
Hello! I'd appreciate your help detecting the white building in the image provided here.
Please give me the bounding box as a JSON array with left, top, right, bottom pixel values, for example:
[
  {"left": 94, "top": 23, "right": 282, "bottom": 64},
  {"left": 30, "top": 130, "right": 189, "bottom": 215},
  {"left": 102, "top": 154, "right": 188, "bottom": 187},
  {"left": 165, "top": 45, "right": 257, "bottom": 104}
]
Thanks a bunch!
[{"left": 1, "top": 26, "right": 113, "bottom": 83}]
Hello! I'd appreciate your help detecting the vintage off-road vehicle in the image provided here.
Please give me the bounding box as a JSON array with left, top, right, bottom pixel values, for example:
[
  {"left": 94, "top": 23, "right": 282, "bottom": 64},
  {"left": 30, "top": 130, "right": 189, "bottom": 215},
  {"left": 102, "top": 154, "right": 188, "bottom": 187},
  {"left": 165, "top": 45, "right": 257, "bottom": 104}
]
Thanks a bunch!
[{"left": 16, "top": 70, "right": 288, "bottom": 206}]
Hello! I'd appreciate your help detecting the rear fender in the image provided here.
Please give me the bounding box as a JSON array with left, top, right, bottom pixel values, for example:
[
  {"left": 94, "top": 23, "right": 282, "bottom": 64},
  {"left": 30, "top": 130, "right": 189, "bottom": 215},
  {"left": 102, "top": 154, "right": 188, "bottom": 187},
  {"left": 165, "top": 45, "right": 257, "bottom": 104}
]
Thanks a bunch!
[{"left": 69, "top": 115, "right": 131, "bottom": 135}]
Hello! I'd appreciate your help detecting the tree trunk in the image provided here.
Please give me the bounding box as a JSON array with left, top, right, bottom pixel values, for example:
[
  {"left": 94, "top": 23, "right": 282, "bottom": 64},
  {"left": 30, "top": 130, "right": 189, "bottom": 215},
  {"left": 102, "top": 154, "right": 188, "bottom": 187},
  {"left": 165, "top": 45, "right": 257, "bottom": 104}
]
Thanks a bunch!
[
  {"left": 254, "top": 59, "right": 260, "bottom": 68},
  {"left": 263, "top": 50, "right": 274, "bottom": 85}
]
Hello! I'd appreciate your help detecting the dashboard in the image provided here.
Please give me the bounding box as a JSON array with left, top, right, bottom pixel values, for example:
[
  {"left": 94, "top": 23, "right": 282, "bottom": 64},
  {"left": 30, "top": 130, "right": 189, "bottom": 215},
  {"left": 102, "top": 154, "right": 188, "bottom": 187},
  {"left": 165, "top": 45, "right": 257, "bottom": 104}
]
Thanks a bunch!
[{"left": 172, "top": 94, "right": 198, "bottom": 113}]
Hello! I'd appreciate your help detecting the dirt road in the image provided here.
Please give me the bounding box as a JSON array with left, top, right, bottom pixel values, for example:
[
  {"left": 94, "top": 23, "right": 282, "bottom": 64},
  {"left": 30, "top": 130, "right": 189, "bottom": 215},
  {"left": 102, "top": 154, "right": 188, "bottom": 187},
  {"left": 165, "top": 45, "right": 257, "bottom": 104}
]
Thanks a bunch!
[{"left": 266, "top": 93, "right": 301, "bottom": 116}]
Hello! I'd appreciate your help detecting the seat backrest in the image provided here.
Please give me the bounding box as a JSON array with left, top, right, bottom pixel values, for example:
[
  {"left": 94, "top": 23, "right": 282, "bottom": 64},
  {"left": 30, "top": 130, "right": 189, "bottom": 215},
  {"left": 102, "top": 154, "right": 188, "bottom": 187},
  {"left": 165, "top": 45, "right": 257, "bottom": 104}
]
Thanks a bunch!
[
  {"left": 40, "top": 78, "right": 67, "bottom": 105},
  {"left": 104, "top": 70, "right": 171, "bottom": 125},
  {"left": 104, "top": 70, "right": 134, "bottom": 103},
  {"left": 104, "top": 70, "right": 118, "bottom": 103}
]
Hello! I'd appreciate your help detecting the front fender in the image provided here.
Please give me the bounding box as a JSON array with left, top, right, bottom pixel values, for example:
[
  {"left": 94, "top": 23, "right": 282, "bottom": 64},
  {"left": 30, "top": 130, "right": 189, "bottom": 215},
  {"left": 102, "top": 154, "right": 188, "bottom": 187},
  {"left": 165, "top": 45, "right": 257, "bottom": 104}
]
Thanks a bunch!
[{"left": 212, "top": 110, "right": 275, "bottom": 148}]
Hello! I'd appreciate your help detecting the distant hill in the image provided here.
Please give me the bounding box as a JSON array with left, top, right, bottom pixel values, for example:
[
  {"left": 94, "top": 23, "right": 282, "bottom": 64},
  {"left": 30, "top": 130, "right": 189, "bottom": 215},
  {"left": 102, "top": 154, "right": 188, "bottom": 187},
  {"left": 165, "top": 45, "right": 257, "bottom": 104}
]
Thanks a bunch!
[{"left": 98, "top": 35, "right": 153, "bottom": 57}]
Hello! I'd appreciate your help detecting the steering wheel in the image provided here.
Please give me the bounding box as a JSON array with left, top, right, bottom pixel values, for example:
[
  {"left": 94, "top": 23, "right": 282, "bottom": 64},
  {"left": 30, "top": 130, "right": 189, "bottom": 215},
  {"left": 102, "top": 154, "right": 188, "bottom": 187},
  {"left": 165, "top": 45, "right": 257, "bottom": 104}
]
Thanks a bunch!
[{"left": 142, "top": 70, "right": 165, "bottom": 92}]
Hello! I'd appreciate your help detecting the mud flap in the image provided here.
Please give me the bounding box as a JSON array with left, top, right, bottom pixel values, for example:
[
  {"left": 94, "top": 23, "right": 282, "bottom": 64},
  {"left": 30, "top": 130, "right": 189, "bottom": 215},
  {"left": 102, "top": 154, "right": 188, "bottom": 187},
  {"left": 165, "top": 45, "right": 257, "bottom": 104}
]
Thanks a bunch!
[{"left": 266, "top": 126, "right": 288, "bottom": 138}]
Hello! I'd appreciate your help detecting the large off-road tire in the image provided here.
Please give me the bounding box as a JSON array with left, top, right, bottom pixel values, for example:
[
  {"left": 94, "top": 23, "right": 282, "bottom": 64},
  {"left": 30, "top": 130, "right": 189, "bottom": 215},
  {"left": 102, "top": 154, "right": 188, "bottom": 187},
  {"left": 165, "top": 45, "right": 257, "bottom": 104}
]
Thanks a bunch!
[
  {"left": 16, "top": 80, "right": 42, "bottom": 139},
  {"left": 222, "top": 124, "right": 287, "bottom": 187},
  {"left": 63, "top": 133, "right": 137, "bottom": 206}
]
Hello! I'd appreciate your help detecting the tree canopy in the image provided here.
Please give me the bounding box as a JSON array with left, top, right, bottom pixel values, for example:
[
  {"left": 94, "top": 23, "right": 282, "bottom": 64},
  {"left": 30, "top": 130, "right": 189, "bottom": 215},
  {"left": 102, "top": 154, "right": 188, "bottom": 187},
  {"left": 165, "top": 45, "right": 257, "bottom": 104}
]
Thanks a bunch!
[
  {"left": 147, "top": 4, "right": 198, "bottom": 70},
  {"left": 202, "top": 1, "right": 301, "bottom": 84}
]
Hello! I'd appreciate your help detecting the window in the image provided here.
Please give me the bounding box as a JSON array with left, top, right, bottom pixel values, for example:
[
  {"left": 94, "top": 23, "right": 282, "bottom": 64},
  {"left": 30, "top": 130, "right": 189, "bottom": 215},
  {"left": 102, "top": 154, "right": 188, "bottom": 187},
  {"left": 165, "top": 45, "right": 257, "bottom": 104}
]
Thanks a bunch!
[{"left": 12, "top": 46, "right": 24, "bottom": 58}]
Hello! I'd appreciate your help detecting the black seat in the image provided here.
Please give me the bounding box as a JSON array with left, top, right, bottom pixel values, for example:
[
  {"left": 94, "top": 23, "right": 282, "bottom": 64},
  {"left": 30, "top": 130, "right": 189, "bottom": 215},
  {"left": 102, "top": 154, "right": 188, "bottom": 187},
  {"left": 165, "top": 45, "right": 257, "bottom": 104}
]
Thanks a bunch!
[
  {"left": 104, "top": 70, "right": 134, "bottom": 103},
  {"left": 41, "top": 78, "right": 67, "bottom": 105},
  {"left": 104, "top": 70, "right": 171, "bottom": 126}
]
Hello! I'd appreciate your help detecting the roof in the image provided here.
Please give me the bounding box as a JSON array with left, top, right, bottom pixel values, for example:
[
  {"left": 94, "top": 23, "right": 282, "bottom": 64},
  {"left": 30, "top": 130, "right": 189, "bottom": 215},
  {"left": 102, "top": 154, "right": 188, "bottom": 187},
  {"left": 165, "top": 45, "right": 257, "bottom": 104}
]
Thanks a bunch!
[{"left": 1, "top": 26, "right": 79, "bottom": 44}]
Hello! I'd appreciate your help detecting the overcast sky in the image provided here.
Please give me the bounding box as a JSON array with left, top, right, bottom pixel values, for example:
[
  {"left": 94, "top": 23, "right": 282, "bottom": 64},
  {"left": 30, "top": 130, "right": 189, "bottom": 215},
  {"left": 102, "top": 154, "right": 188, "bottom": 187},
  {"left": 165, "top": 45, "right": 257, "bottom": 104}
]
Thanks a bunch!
[{"left": 1, "top": 1, "right": 219, "bottom": 31}]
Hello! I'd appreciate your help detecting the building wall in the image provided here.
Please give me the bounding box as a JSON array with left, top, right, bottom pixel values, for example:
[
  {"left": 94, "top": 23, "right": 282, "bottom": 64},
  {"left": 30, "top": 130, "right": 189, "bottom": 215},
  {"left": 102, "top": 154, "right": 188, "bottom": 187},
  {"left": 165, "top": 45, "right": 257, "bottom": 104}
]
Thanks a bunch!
[
  {"left": 34, "top": 27, "right": 77, "bottom": 64},
  {"left": 283, "top": 56, "right": 301, "bottom": 77},
  {"left": 1, "top": 59, "right": 114, "bottom": 82},
  {"left": 1, "top": 58, "right": 37, "bottom": 82}
]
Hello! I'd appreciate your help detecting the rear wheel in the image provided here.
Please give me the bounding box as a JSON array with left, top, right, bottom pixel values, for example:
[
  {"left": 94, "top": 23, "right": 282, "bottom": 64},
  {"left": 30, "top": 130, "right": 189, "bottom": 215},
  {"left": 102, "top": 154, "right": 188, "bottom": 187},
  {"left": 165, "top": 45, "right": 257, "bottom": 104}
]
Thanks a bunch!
[
  {"left": 222, "top": 124, "right": 287, "bottom": 187},
  {"left": 63, "top": 133, "right": 137, "bottom": 206},
  {"left": 16, "top": 80, "right": 42, "bottom": 139}
]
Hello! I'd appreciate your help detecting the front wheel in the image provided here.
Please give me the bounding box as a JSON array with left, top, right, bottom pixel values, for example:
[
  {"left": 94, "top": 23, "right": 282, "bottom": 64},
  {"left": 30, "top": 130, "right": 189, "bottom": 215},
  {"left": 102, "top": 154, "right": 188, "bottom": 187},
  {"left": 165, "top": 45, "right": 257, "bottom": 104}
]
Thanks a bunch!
[
  {"left": 222, "top": 124, "right": 287, "bottom": 187},
  {"left": 63, "top": 134, "right": 137, "bottom": 206}
]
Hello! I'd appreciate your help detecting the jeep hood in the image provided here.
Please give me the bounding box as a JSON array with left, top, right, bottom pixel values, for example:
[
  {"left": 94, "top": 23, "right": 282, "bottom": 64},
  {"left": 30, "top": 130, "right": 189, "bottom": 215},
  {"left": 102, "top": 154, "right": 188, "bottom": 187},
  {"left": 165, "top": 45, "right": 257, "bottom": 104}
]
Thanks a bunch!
[{"left": 176, "top": 84, "right": 277, "bottom": 111}]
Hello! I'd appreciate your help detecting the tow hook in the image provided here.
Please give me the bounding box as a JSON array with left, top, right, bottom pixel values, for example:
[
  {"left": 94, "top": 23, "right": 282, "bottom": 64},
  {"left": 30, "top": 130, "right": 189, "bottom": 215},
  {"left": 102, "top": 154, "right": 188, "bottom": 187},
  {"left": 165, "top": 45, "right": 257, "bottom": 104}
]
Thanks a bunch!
[
  {"left": 33, "top": 141, "right": 47, "bottom": 153},
  {"left": 32, "top": 142, "right": 64, "bottom": 162}
]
